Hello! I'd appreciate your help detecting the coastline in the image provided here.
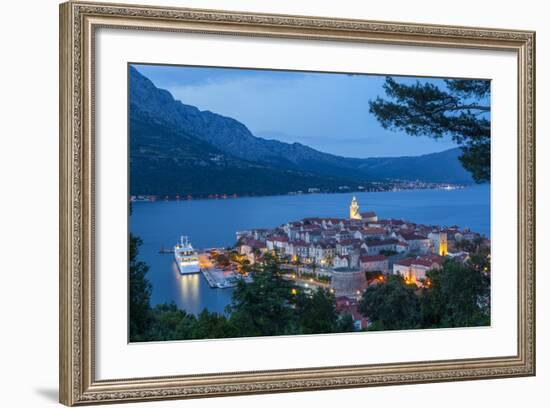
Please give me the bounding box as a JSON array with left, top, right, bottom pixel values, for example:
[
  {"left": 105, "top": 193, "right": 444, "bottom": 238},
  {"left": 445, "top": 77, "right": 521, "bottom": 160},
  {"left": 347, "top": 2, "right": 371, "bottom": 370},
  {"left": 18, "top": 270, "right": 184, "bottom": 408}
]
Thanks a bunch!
[{"left": 130, "top": 182, "right": 474, "bottom": 203}]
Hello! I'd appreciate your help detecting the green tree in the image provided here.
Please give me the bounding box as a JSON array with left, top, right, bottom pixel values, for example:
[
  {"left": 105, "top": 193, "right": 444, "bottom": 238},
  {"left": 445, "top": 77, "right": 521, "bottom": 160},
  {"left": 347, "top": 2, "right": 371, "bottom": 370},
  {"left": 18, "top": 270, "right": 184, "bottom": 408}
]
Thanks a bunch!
[
  {"left": 147, "top": 302, "right": 196, "bottom": 341},
  {"left": 191, "top": 310, "right": 237, "bottom": 339},
  {"left": 337, "top": 313, "right": 357, "bottom": 332},
  {"left": 359, "top": 275, "right": 421, "bottom": 330},
  {"left": 369, "top": 77, "right": 491, "bottom": 182},
  {"left": 129, "top": 234, "right": 152, "bottom": 341},
  {"left": 421, "top": 259, "right": 490, "bottom": 328},
  {"left": 227, "top": 254, "right": 298, "bottom": 337},
  {"left": 295, "top": 288, "right": 341, "bottom": 334}
]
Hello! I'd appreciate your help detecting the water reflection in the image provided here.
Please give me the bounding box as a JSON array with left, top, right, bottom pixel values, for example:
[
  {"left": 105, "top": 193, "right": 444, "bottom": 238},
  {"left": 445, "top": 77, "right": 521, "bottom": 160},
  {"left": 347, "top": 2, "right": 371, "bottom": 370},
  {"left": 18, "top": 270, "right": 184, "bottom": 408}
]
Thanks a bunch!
[{"left": 173, "top": 262, "right": 201, "bottom": 305}]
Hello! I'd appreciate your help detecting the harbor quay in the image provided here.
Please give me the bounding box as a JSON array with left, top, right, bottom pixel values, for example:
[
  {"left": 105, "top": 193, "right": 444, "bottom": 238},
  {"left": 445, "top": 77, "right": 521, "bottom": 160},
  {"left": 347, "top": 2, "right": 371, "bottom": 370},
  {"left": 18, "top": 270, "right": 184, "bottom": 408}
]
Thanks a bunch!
[{"left": 196, "top": 252, "right": 250, "bottom": 289}]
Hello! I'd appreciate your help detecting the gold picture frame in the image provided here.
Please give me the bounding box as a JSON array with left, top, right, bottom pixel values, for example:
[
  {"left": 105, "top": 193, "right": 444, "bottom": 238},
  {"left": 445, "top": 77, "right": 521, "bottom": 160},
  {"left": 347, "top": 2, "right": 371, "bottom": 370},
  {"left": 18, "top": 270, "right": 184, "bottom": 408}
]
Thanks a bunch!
[{"left": 59, "top": 1, "right": 536, "bottom": 405}]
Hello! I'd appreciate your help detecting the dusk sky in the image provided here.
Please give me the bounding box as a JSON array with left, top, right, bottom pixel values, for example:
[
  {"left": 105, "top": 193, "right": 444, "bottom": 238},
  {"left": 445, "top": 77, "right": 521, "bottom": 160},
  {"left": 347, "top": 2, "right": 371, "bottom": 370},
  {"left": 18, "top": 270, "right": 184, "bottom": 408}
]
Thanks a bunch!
[{"left": 132, "top": 64, "right": 462, "bottom": 158}]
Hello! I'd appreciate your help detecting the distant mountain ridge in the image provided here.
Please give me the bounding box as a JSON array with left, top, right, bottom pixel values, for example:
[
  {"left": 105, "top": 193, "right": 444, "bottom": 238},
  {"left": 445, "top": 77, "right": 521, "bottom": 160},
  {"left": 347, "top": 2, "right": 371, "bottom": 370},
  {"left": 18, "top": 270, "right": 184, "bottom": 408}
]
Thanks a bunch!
[
  {"left": 130, "top": 105, "right": 357, "bottom": 196},
  {"left": 129, "top": 66, "right": 474, "bottom": 196},
  {"left": 356, "top": 148, "right": 473, "bottom": 184}
]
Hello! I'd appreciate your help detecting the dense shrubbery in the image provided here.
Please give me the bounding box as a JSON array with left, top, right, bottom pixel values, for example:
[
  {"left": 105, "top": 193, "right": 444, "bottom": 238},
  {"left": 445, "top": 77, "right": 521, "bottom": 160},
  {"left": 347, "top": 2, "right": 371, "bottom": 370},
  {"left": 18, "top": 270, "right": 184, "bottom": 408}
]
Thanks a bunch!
[{"left": 359, "top": 258, "right": 490, "bottom": 331}]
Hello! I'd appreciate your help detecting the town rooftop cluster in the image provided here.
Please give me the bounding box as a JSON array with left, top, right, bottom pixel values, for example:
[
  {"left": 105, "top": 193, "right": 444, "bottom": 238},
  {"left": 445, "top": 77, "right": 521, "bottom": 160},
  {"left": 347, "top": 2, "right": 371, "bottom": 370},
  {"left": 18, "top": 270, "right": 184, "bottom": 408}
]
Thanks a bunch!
[{"left": 237, "top": 197, "right": 488, "bottom": 297}]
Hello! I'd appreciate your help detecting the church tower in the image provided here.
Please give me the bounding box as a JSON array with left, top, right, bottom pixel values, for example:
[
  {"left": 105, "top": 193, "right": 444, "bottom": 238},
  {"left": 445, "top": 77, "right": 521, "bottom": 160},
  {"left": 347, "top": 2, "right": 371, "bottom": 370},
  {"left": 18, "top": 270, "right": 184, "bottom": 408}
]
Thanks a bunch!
[{"left": 349, "top": 196, "right": 362, "bottom": 220}]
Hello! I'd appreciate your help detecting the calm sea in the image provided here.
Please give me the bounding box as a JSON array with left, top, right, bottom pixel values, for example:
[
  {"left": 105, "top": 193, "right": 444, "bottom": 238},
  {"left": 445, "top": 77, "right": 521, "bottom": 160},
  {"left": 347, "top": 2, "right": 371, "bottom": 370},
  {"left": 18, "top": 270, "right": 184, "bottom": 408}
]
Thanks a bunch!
[{"left": 130, "top": 184, "right": 490, "bottom": 314}]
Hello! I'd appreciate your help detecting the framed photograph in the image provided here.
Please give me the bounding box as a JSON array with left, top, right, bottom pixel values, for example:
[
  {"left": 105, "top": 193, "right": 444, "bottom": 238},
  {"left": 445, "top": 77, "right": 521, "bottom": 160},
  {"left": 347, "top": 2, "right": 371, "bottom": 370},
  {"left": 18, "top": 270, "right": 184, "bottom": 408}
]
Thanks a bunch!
[{"left": 59, "top": 1, "right": 536, "bottom": 405}]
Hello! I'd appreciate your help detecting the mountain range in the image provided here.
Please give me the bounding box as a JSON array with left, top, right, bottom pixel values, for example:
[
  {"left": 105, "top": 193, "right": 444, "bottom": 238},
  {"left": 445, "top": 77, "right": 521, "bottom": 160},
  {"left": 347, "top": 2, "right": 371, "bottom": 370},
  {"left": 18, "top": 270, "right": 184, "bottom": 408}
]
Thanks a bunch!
[{"left": 129, "top": 66, "right": 474, "bottom": 197}]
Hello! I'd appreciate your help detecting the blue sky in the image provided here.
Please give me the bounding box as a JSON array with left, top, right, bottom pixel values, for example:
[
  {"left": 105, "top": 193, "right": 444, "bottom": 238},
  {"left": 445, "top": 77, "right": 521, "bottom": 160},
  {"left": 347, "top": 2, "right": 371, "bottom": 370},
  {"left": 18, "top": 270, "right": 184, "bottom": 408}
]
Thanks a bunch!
[{"left": 132, "top": 64, "right": 466, "bottom": 158}]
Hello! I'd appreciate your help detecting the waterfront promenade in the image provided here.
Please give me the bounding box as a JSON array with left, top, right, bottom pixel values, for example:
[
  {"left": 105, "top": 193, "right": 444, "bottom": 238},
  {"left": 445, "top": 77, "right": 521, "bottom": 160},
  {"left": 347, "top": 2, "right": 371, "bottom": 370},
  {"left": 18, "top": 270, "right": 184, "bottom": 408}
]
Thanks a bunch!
[{"left": 198, "top": 252, "right": 241, "bottom": 289}]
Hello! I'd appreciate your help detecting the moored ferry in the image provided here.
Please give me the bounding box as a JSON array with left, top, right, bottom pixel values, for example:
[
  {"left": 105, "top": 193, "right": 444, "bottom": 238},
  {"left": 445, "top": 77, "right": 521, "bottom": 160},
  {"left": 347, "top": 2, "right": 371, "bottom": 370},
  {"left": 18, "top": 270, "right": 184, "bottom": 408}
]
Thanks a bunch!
[{"left": 174, "top": 236, "right": 200, "bottom": 274}]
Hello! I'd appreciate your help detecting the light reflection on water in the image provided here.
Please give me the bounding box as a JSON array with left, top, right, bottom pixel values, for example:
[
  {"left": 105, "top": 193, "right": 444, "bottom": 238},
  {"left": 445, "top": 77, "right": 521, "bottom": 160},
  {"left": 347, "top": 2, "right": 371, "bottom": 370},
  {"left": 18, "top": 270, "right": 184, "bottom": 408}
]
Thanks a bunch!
[
  {"left": 131, "top": 186, "right": 490, "bottom": 314},
  {"left": 174, "top": 265, "right": 201, "bottom": 305},
  {"left": 143, "top": 252, "right": 234, "bottom": 315}
]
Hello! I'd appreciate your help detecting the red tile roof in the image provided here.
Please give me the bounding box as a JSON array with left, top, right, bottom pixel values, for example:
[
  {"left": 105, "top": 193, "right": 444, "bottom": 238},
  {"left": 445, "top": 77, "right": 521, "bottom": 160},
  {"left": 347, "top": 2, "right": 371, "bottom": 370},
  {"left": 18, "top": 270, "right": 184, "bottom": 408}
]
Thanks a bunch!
[
  {"left": 394, "top": 258, "right": 416, "bottom": 267},
  {"left": 400, "top": 232, "right": 428, "bottom": 241},
  {"left": 360, "top": 255, "right": 387, "bottom": 263},
  {"left": 303, "top": 217, "right": 323, "bottom": 222},
  {"left": 423, "top": 255, "right": 444, "bottom": 263},
  {"left": 363, "top": 227, "right": 386, "bottom": 234},
  {"left": 302, "top": 225, "right": 321, "bottom": 232},
  {"left": 335, "top": 296, "right": 352, "bottom": 309},
  {"left": 247, "top": 239, "right": 266, "bottom": 248},
  {"left": 395, "top": 255, "right": 443, "bottom": 268},
  {"left": 366, "top": 239, "right": 399, "bottom": 247},
  {"left": 269, "top": 236, "right": 289, "bottom": 242},
  {"left": 378, "top": 219, "right": 405, "bottom": 225}
]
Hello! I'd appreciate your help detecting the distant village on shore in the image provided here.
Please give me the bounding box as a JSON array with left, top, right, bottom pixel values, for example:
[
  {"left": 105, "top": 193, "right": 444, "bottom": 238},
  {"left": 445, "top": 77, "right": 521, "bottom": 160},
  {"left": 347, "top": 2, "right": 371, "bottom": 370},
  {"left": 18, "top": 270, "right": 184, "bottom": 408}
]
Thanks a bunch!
[{"left": 130, "top": 180, "right": 465, "bottom": 202}]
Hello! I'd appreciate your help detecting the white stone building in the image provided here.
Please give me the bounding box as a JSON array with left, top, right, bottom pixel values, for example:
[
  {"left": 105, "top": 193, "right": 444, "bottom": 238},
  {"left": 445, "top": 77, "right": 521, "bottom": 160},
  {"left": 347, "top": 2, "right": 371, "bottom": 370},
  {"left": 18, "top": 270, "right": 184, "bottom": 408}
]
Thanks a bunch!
[
  {"left": 393, "top": 255, "right": 443, "bottom": 285},
  {"left": 397, "top": 232, "right": 432, "bottom": 254}
]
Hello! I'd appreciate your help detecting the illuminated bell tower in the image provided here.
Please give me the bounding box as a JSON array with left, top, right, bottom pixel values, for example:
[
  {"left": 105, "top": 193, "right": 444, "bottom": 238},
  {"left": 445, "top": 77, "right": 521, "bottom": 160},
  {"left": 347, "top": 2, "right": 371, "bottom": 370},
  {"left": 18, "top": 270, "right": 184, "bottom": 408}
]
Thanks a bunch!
[
  {"left": 349, "top": 196, "right": 362, "bottom": 220},
  {"left": 439, "top": 232, "right": 448, "bottom": 256}
]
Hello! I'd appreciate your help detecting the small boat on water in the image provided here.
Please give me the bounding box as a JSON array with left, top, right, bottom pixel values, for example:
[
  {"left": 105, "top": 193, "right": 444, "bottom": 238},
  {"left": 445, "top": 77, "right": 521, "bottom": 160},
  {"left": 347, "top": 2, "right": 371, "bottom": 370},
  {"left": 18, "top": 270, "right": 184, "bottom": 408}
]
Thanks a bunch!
[{"left": 174, "top": 236, "right": 200, "bottom": 274}]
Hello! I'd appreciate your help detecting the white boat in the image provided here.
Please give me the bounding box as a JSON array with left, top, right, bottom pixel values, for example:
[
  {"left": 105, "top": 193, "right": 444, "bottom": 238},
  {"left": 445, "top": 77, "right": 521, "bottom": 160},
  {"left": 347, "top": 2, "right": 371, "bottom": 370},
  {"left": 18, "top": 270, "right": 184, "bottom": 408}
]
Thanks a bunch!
[{"left": 174, "top": 236, "right": 200, "bottom": 274}]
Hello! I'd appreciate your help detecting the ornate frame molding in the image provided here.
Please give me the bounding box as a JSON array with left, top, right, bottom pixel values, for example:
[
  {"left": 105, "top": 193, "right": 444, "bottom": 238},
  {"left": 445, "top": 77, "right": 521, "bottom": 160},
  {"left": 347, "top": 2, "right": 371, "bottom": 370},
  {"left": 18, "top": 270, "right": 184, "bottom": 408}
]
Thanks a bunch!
[{"left": 59, "top": 1, "right": 536, "bottom": 405}]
